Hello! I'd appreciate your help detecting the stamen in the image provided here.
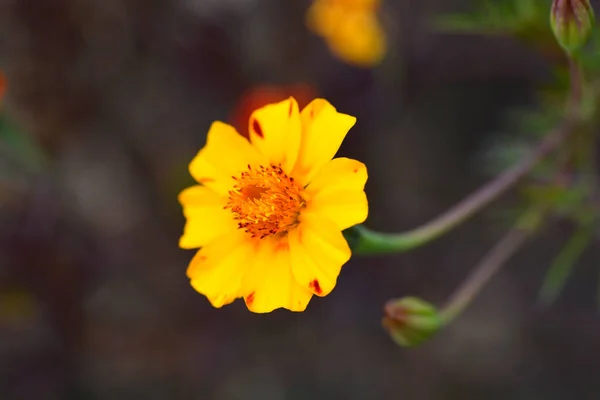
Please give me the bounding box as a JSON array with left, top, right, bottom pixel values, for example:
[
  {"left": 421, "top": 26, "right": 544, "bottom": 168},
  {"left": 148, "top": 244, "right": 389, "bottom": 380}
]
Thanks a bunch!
[{"left": 225, "top": 164, "right": 306, "bottom": 238}]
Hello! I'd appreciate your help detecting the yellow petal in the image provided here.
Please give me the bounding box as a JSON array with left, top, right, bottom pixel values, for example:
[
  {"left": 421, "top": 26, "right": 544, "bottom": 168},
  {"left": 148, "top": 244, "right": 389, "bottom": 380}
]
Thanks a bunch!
[
  {"left": 188, "top": 229, "right": 256, "bottom": 308},
  {"left": 248, "top": 98, "right": 301, "bottom": 173},
  {"left": 306, "top": 157, "right": 368, "bottom": 230},
  {"left": 240, "top": 237, "right": 313, "bottom": 313},
  {"left": 288, "top": 212, "right": 351, "bottom": 297},
  {"left": 189, "top": 121, "right": 265, "bottom": 195},
  {"left": 327, "top": 11, "right": 386, "bottom": 67},
  {"left": 292, "top": 99, "right": 356, "bottom": 184},
  {"left": 178, "top": 185, "right": 237, "bottom": 249}
]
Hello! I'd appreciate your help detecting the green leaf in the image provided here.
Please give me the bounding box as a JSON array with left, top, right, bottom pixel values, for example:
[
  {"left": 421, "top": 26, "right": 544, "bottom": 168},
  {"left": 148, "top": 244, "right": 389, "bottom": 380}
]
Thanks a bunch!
[
  {"left": 539, "top": 224, "right": 595, "bottom": 304},
  {"left": 522, "top": 182, "right": 589, "bottom": 216},
  {"left": 432, "top": 0, "right": 549, "bottom": 37}
]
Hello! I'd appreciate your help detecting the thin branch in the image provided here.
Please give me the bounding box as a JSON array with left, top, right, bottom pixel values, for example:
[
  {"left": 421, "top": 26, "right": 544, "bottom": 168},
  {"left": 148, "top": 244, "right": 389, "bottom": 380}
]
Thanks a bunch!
[{"left": 439, "top": 224, "right": 533, "bottom": 324}]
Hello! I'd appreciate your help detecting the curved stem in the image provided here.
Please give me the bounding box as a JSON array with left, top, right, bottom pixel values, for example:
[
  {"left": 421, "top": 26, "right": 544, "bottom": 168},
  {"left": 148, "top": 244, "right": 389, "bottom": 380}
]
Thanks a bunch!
[
  {"left": 353, "top": 124, "right": 572, "bottom": 255},
  {"left": 354, "top": 54, "right": 585, "bottom": 256},
  {"left": 438, "top": 210, "right": 541, "bottom": 324},
  {"left": 434, "top": 55, "right": 587, "bottom": 325}
]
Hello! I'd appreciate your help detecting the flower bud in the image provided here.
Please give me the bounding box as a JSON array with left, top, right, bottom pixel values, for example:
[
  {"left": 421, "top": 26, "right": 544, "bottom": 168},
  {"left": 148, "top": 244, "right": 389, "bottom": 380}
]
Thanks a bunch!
[
  {"left": 382, "top": 297, "right": 442, "bottom": 347},
  {"left": 551, "top": 0, "right": 595, "bottom": 55}
]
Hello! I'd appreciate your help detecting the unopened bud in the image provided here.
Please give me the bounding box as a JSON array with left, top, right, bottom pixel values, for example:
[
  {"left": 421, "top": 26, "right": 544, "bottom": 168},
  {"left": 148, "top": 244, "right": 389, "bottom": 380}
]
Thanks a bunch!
[
  {"left": 551, "top": 0, "right": 595, "bottom": 55},
  {"left": 382, "top": 297, "right": 442, "bottom": 347}
]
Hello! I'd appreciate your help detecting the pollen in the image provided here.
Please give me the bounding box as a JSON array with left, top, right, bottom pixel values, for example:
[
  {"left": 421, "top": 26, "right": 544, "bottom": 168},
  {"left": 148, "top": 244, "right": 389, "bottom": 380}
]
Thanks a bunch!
[{"left": 225, "top": 164, "right": 306, "bottom": 239}]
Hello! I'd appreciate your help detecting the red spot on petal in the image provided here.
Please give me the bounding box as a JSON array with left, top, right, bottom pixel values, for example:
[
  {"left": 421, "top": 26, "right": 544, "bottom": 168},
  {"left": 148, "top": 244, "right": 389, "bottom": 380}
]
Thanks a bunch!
[
  {"left": 229, "top": 84, "right": 317, "bottom": 138},
  {"left": 288, "top": 100, "right": 293, "bottom": 117},
  {"left": 193, "top": 255, "right": 207, "bottom": 263},
  {"left": 309, "top": 279, "right": 322, "bottom": 295},
  {"left": 199, "top": 177, "right": 215, "bottom": 183},
  {"left": 246, "top": 292, "right": 255, "bottom": 305},
  {"left": 252, "top": 119, "right": 264, "bottom": 138},
  {"left": 353, "top": 168, "right": 358, "bottom": 173}
]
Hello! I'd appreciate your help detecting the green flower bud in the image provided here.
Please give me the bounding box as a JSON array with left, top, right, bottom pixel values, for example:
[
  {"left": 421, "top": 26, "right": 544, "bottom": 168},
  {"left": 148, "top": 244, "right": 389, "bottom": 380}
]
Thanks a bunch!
[
  {"left": 382, "top": 297, "right": 442, "bottom": 348},
  {"left": 551, "top": 0, "right": 595, "bottom": 55}
]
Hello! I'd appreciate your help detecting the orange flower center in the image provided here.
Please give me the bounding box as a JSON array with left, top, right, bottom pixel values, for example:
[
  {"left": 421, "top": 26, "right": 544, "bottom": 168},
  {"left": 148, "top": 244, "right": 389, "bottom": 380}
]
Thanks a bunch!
[{"left": 225, "top": 164, "right": 306, "bottom": 239}]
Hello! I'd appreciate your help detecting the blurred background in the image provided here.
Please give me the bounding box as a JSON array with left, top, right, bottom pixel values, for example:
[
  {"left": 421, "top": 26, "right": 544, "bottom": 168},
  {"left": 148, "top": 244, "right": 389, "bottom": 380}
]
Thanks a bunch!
[{"left": 0, "top": 0, "right": 600, "bottom": 399}]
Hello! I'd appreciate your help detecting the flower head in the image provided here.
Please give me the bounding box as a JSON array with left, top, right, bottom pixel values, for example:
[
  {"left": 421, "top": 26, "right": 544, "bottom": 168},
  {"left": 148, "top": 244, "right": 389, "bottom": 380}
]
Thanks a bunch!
[
  {"left": 307, "top": 0, "right": 386, "bottom": 67},
  {"left": 551, "top": 0, "right": 595, "bottom": 55},
  {"left": 179, "top": 97, "right": 368, "bottom": 313},
  {"left": 383, "top": 297, "right": 442, "bottom": 347}
]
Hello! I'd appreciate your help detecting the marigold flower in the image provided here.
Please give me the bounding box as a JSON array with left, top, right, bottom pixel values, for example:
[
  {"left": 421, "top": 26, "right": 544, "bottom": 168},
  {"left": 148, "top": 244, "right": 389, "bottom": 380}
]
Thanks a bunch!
[
  {"left": 307, "top": 0, "right": 386, "bottom": 67},
  {"left": 179, "top": 97, "right": 368, "bottom": 313}
]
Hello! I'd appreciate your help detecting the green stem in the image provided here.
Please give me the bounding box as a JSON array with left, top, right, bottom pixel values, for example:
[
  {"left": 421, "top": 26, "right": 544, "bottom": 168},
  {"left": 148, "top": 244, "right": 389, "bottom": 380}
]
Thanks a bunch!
[
  {"left": 439, "top": 209, "right": 543, "bottom": 324},
  {"left": 353, "top": 125, "right": 572, "bottom": 255},
  {"left": 354, "top": 54, "right": 584, "bottom": 256},
  {"left": 429, "top": 56, "right": 585, "bottom": 324}
]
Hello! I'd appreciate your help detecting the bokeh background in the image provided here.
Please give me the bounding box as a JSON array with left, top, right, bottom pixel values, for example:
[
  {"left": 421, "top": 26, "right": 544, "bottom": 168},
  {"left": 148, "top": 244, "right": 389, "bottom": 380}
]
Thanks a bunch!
[{"left": 1, "top": 0, "right": 600, "bottom": 399}]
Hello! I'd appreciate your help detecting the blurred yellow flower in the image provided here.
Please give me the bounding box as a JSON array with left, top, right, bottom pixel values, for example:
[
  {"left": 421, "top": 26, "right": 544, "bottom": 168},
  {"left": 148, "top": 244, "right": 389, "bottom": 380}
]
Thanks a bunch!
[
  {"left": 307, "top": 0, "right": 386, "bottom": 67},
  {"left": 179, "top": 97, "right": 368, "bottom": 313}
]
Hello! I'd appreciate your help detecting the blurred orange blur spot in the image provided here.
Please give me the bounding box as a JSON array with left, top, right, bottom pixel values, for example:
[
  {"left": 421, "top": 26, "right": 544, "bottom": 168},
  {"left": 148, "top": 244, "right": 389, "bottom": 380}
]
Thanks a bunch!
[
  {"left": 307, "top": 0, "right": 386, "bottom": 68},
  {"left": 230, "top": 83, "right": 318, "bottom": 138}
]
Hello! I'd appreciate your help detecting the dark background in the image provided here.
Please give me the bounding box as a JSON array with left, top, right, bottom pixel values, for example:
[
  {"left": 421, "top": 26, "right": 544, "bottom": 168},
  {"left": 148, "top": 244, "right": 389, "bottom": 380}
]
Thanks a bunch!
[{"left": 0, "top": 0, "right": 599, "bottom": 399}]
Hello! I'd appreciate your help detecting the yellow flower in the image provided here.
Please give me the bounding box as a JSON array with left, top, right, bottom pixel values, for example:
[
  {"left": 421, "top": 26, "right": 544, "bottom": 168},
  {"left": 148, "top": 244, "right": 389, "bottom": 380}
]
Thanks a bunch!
[
  {"left": 179, "top": 97, "right": 368, "bottom": 313},
  {"left": 307, "top": 0, "right": 386, "bottom": 67}
]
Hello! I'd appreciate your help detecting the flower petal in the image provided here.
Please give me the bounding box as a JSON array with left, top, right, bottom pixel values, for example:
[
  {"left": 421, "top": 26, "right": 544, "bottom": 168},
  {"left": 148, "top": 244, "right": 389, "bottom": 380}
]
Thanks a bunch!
[
  {"left": 292, "top": 99, "right": 356, "bottom": 184},
  {"left": 288, "top": 211, "right": 351, "bottom": 297},
  {"left": 189, "top": 121, "right": 265, "bottom": 195},
  {"left": 248, "top": 97, "right": 301, "bottom": 173},
  {"left": 306, "top": 157, "right": 368, "bottom": 230},
  {"left": 240, "top": 237, "right": 313, "bottom": 313},
  {"left": 188, "top": 229, "right": 256, "bottom": 308},
  {"left": 178, "top": 185, "right": 237, "bottom": 249}
]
